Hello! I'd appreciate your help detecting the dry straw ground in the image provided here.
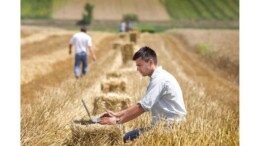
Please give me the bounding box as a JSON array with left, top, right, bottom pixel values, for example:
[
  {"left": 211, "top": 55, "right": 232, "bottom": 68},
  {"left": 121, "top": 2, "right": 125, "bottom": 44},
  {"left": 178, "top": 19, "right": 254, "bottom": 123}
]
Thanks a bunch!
[
  {"left": 170, "top": 29, "right": 239, "bottom": 84},
  {"left": 21, "top": 26, "right": 239, "bottom": 145}
]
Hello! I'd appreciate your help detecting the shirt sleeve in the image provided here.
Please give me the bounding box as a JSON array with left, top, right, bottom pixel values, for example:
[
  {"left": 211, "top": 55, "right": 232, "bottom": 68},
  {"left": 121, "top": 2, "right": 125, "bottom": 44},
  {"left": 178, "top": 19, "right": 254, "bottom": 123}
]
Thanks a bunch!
[
  {"left": 138, "top": 81, "right": 163, "bottom": 111},
  {"left": 87, "top": 36, "right": 92, "bottom": 47},
  {"left": 69, "top": 36, "right": 75, "bottom": 45}
]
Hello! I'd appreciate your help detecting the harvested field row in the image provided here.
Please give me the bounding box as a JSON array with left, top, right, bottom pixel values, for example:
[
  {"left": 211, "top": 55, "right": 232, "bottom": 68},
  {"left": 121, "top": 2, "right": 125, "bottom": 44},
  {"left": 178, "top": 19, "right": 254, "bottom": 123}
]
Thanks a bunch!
[
  {"left": 21, "top": 26, "right": 75, "bottom": 45},
  {"left": 21, "top": 30, "right": 115, "bottom": 85},
  {"left": 66, "top": 35, "right": 145, "bottom": 144},
  {"left": 21, "top": 27, "right": 239, "bottom": 145},
  {"left": 21, "top": 34, "right": 72, "bottom": 60},
  {"left": 21, "top": 48, "right": 71, "bottom": 85},
  {"left": 21, "top": 31, "right": 118, "bottom": 103},
  {"left": 21, "top": 31, "right": 140, "bottom": 145},
  {"left": 169, "top": 29, "right": 239, "bottom": 64},
  {"left": 168, "top": 29, "right": 239, "bottom": 84}
]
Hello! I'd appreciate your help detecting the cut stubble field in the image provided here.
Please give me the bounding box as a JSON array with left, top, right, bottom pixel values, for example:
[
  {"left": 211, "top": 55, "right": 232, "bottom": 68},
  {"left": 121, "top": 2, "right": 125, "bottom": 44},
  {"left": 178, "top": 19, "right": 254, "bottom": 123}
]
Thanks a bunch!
[{"left": 21, "top": 26, "right": 239, "bottom": 145}]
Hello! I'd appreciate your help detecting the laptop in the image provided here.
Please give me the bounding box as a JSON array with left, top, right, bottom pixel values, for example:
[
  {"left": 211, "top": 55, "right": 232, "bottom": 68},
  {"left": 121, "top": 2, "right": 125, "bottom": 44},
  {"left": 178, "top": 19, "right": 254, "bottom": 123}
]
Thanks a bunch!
[{"left": 81, "top": 99, "right": 100, "bottom": 124}]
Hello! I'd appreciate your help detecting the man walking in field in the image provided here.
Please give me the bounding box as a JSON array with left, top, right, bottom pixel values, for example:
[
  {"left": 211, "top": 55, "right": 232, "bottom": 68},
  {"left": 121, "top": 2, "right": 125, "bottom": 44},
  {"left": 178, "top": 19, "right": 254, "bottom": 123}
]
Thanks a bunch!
[
  {"left": 99, "top": 46, "right": 187, "bottom": 142},
  {"left": 68, "top": 26, "right": 96, "bottom": 78}
]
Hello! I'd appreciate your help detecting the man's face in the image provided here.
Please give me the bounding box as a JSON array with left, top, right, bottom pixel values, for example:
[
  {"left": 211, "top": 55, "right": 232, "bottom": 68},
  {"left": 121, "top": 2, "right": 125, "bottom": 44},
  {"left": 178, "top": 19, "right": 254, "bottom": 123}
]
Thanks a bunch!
[{"left": 135, "top": 57, "right": 152, "bottom": 77}]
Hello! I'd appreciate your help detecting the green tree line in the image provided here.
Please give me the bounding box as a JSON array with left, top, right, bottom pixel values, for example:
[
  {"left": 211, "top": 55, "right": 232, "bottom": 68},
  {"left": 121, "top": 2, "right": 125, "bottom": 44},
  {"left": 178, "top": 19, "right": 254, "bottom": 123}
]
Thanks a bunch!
[{"left": 21, "top": 0, "right": 52, "bottom": 19}]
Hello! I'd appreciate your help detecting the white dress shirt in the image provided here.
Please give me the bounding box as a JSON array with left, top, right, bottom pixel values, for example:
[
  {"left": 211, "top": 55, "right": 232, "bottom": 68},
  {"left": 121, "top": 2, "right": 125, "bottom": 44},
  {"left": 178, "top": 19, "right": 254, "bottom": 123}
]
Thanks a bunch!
[{"left": 138, "top": 66, "right": 187, "bottom": 124}]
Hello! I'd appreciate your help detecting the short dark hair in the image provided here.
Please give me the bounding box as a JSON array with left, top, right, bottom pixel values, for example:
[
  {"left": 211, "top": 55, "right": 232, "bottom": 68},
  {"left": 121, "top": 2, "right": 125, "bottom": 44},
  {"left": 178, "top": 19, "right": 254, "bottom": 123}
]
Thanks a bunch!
[
  {"left": 80, "top": 26, "right": 87, "bottom": 32},
  {"left": 132, "top": 46, "right": 157, "bottom": 64}
]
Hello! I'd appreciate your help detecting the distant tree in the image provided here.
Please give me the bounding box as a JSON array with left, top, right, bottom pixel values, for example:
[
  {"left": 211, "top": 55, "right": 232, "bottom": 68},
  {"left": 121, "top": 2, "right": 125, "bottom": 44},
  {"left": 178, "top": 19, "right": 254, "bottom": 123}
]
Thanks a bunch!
[
  {"left": 122, "top": 14, "right": 139, "bottom": 22},
  {"left": 77, "top": 3, "right": 94, "bottom": 25},
  {"left": 122, "top": 14, "right": 139, "bottom": 31}
]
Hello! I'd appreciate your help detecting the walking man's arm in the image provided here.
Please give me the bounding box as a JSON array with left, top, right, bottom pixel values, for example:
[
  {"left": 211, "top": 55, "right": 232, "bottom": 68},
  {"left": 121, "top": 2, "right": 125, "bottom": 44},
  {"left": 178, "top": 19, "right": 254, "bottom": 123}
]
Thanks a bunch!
[
  {"left": 88, "top": 46, "right": 96, "bottom": 61},
  {"left": 69, "top": 44, "right": 72, "bottom": 55}
]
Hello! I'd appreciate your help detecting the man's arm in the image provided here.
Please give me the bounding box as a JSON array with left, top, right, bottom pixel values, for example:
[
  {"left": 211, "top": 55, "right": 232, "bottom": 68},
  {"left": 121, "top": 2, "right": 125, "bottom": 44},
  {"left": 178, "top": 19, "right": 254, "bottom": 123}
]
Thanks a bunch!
[
  {"left": 69, "top": 44, "right": 72, "bottom": 55},
  {"left": 88, "top": 46, "right": 96, "bottom": 61},
  {"left": 119, "top": 103, "right": 145, "bottom": 123},
  {"left": 99, "top": 103, "right": 145, "bottom": 125}
]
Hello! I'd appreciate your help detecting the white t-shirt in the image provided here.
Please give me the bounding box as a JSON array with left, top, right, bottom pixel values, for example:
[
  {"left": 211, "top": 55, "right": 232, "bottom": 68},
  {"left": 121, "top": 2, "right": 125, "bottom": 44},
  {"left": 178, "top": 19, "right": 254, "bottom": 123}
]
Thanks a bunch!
[
  {"left": 120, "top": 22, "right": 126, "bottom": 32},
  {"left": 138, "top": 66, "right": 187, "bottom": 124},
  {"left": 69, "top": 32, "right": 92, "bottom": 54}
]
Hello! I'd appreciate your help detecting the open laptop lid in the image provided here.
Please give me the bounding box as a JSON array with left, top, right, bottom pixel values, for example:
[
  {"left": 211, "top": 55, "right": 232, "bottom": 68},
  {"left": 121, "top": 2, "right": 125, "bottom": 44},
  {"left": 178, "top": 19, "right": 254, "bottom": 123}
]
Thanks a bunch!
[{"left": 81, "top": 99, "right": 100, "bottom": 123}]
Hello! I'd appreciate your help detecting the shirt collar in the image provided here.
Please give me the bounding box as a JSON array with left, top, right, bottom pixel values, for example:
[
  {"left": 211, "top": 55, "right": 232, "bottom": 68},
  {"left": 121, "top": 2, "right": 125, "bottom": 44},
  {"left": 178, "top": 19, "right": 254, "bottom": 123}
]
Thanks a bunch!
[{"left": 151, "top": 66, "right": 162, "bottom": 79}]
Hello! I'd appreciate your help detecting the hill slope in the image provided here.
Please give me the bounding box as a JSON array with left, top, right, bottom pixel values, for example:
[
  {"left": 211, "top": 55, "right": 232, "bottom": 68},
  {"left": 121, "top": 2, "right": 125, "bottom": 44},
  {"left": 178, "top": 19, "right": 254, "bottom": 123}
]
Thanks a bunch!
[
  {"left": 162, "top": 0, "right": 239, "bottom": 21},
  {"left": 52, "top": 0, "right": 170, "bottom": 21},
  {"left": 22, "top": 0, "right": 239, "bottom": 22}
]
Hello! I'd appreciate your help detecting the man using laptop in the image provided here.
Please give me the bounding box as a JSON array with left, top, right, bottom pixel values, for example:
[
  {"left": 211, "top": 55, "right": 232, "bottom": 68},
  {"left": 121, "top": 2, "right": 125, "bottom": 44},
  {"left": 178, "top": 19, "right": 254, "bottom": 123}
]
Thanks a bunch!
[{"left": 99, "top": 46, "right": 187, "bottom": 143}]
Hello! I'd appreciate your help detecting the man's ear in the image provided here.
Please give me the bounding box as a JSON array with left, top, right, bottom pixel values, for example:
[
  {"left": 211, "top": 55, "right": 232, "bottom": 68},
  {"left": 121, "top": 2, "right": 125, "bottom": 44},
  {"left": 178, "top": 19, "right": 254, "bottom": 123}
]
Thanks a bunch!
[{"left": 148, "top": 59, "right": 154, "bottom": 66}]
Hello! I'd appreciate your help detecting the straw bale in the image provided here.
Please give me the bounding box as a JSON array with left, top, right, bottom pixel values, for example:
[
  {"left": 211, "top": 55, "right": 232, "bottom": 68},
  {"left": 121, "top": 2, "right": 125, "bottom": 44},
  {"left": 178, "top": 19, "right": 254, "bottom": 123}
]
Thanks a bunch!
[
  {"left": 70, "top": 122, "right": 123, "bottom": 145},
  {"left": 106, "top": 71, "right": 122, "bottom": 79},
  {"left": 93, "top": 93, "right": 131, "bottom": 115},
  {"left": 118, "top": 32, "right": 129, "bottom": 42},
  {"left": 101, "top": 78, "right": 127, "bottom": 93},
  {"left": 131, "top": 29, "right": 141, "bottom": 40},
  {"left": 112, "top": 40, "right": 124, "bottom": 50},
  {"left": 129, "top": 32, "right": 138, "bottom": 43},
  {"left": 121, "top": 43, "right": 134, "bottom": 64}
]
